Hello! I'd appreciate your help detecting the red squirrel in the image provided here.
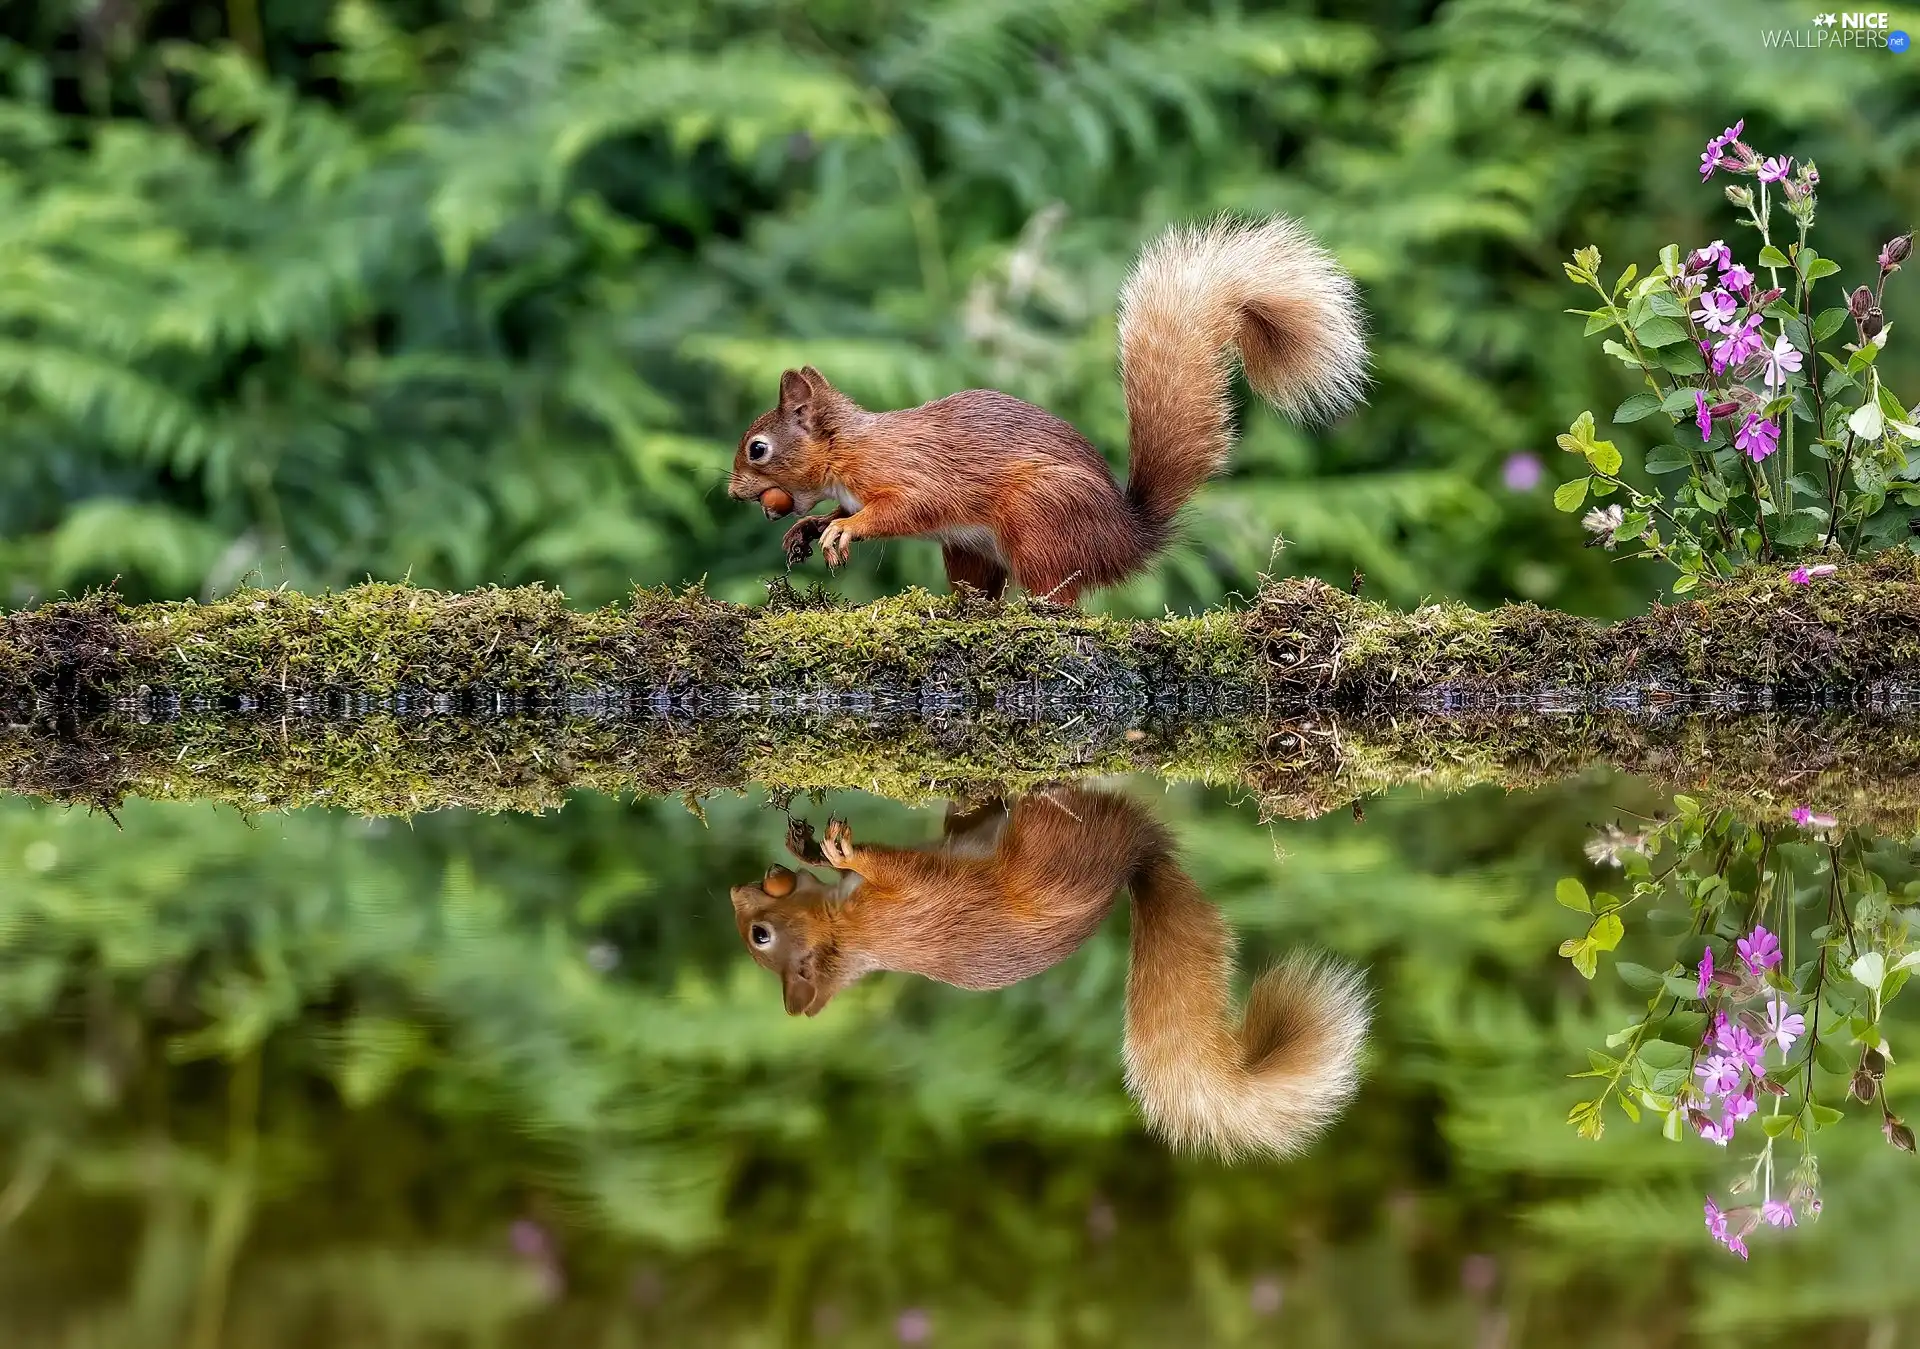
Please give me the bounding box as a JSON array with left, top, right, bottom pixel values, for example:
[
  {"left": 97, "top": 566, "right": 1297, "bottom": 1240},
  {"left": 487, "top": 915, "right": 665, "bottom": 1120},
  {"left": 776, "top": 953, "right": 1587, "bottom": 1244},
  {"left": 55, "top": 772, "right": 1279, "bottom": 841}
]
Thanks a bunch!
[
  {"left": 729, "top": 790, "right": 1370, "bottom": 1160},
  {"left": 725, "top": 216, "right": 1367, "bottom": 604}
]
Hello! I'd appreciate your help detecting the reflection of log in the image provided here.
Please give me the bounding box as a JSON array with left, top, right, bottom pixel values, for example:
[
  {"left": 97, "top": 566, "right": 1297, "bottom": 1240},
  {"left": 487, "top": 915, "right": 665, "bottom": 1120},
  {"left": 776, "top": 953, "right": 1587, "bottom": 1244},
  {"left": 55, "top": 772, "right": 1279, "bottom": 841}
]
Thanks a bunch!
[{"left": 6, "top": 703, "right": 1918, "bottom": 831}]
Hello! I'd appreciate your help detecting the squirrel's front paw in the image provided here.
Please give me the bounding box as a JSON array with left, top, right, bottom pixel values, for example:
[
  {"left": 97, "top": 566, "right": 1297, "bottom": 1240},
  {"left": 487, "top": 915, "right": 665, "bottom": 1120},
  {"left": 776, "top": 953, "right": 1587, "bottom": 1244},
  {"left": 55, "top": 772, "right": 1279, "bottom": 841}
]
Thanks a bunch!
[
  {"left": 822, "top": 817, "right": 856, "bottom": 868},
  {"left": 781, "top": 517, "right": 826, "bottom": 569},
  {"left": 785, "top": 816, "right": 822, "bottom": 863},
  {"left": 819, "top": 521, "right": 854, "bottom": 570}
]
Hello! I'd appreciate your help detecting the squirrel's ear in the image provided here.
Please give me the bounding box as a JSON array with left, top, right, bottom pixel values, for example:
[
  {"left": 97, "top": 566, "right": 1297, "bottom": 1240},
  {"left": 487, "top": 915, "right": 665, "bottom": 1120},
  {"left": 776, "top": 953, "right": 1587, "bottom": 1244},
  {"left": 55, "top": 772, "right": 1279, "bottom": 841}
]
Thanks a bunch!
[
  {"left": 781, "top": 970, "right": 819, "bottom": 1016},
  {"left": 799, "top": 365, "right": 830, "bottom": 392},
  {"left": 778, "top": 369, "right": 811, "bottom": 411}
]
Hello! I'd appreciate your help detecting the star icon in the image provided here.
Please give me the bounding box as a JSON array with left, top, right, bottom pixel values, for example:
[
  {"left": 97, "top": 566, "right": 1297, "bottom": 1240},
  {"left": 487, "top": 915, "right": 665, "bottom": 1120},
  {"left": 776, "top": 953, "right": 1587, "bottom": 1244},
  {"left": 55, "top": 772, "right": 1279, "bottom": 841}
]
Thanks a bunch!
[{"left": 1813, "top": 12, "right": 1837, "bottom": 25}]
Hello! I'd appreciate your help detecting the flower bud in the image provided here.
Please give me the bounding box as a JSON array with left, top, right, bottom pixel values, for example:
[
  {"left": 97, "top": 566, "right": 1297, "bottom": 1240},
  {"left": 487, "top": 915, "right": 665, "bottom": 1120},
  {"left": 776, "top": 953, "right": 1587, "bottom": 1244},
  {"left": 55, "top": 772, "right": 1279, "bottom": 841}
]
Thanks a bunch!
[
  {"left": 1852, "top": 1068, "right": 1879, "bottom": 1102},
  {"left": 1882, "top": 233, "right": 1913, "bottom": 272},
  {"left": 1724, "top": 184, "right": 1753, "bottom": 209},
  {"left": 1850, "top": 285, "right": 1874, "bottom": 319},
  {"left": 1753, "top": 287, "right": 1785, "bottom": 307},
  {"left": 1862, "top": 307, "right": 1885, "bottom": 340},
  {"left": 1710, "top": 400, "right": 1743, "bottom": 418},
  {"left": 1687, "top": 1107, "right": 1716, "bottom": 1135},
  {"left": 1728, "top": 1171, "right": 1756, "bottom": 1195},
  {"left": 1885, "top": 1114, "right": 1916, "bottom": 1154},
  {"left": 1757, "top": 1076, "right": 1789, "bottom": 1097},
  {"left": 1863, "top": 1047, "right": 1887, "bottom": 1080}
]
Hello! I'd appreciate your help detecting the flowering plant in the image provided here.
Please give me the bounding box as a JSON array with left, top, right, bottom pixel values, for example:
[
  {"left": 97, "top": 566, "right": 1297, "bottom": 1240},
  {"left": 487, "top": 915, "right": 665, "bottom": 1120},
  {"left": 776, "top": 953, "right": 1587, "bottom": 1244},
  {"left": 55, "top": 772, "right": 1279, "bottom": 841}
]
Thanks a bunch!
[
  {"left": 1556, "top": 119, "right": 1917, "bottom": 591},
  {"left": 1559, "top": 796, "right": 1918, "bottom": 1257}
]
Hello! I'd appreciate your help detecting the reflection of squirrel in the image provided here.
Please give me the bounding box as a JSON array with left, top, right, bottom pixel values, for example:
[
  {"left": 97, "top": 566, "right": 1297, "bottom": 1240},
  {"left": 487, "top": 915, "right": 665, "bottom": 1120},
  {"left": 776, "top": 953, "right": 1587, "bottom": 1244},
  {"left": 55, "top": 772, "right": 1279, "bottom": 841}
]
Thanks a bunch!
[
  {"left": 729, "top": 789, "right": 1370, "bottom": 1160},
  {"left": 724, "top": 217, "right": 1367, "bottom": 604}
]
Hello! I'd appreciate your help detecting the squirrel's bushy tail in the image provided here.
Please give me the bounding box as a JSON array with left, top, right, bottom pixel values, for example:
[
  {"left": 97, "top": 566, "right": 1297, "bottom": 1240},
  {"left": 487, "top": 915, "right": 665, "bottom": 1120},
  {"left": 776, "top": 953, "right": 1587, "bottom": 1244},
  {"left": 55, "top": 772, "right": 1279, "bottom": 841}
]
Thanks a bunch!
[
  {"left": 1117, "top": 215, "right": 1368, "bottom": 551},
  {"left": 1122, "top": 852, "right": 1370, "bottom": 1161}
]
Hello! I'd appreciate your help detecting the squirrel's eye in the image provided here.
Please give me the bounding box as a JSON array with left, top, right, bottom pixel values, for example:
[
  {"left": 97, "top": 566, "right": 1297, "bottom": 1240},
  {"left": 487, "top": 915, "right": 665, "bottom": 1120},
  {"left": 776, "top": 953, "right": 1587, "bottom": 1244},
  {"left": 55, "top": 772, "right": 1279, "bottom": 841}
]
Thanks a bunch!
[
  {"left": 750, "top": 922, "right": 774, "bottom": 948},
  {"left": 747, "top": 437, "right": 772, "bottom": 464}
]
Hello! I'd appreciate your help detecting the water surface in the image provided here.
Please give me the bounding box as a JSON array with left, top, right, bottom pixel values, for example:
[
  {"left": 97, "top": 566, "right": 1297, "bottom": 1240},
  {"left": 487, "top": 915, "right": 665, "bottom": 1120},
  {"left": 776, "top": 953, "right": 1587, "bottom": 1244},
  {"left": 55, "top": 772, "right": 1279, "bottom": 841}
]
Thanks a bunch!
[{"left": 0, "top": 760, "right": 1915, "bottom": 1347}]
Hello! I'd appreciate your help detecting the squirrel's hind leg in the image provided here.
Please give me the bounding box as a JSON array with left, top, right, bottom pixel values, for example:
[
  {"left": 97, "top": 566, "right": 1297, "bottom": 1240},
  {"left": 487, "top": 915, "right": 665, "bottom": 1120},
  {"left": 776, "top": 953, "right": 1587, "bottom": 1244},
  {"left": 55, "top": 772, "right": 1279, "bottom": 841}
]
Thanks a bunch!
[{"left": 942, "top": 544, "right": 1009, "bottom": 601}]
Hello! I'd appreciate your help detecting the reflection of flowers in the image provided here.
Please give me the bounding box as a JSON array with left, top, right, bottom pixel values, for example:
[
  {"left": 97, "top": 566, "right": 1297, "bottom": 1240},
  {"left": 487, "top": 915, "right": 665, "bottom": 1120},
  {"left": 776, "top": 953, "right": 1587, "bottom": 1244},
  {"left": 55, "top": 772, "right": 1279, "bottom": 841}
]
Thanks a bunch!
[
  {"left": 1765, "top": 999, "right": 1805, "bottom": 1056},
  {"left": 1738, "top": 925, "right": 1782, "bottom": 975},
  {"left": 1584, "top": 823, "right": 1647, "bottom": 867}
]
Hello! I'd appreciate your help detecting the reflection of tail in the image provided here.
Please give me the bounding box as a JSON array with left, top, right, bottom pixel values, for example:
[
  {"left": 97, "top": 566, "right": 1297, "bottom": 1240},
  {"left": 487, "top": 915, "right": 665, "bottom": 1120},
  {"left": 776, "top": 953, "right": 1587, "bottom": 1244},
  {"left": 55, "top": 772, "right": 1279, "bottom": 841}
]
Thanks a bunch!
[{"left": 1123, "top": 853, "right": 1370, "bottom": 1160}]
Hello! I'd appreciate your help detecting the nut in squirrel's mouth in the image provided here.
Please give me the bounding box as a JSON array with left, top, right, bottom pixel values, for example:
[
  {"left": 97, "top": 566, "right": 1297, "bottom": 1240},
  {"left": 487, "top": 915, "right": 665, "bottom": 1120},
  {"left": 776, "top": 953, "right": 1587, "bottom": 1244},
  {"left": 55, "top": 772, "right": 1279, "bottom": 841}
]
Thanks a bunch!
[{"left": 758, "top": 488, "right": 795, "bottom": 520}]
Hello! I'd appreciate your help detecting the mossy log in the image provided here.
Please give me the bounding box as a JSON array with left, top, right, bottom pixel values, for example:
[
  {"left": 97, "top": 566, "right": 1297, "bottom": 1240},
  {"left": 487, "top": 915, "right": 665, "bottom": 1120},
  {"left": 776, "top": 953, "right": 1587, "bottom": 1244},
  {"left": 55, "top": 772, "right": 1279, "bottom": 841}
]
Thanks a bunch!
[
  {"left": 5, "top": 557, "right": 1920, "bottom": 826},
  {"left": 5, "top": 555, "right": 1920, "bottom": 713}
]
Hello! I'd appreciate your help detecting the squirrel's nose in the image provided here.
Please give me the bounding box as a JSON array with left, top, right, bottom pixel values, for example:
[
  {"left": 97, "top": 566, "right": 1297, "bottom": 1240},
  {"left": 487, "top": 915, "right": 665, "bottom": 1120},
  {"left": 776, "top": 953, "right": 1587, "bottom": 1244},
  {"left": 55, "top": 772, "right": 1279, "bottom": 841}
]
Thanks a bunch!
[{"left": 727, "top": 475, "right": 758, "bottom": 501}]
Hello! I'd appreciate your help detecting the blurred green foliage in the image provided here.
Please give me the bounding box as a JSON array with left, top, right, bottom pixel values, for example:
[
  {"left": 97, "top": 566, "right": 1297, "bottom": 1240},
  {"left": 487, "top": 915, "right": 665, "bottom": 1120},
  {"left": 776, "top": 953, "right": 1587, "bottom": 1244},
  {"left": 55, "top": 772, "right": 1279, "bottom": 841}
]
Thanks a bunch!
[{"left": 2, "top": 0, "right": 1915, "bottom": 614}]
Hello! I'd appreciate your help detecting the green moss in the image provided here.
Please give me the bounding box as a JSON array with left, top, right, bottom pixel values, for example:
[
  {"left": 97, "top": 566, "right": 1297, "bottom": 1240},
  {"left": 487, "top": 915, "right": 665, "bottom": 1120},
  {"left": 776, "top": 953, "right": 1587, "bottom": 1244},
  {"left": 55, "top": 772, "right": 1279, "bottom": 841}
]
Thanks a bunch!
[
  {"left": 8, "top": 705, "right": 1918, "bottom": 832},
  {"left": 4, "top": 556, "right": 1919, "bottom": 715}
]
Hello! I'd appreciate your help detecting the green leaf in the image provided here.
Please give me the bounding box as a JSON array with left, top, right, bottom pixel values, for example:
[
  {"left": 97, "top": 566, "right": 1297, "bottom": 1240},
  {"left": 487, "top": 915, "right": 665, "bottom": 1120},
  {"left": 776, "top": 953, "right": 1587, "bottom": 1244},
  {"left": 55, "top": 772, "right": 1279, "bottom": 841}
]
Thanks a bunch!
[
  {"left": 1763, "top": 299, "right": 1800, "bottom": 323},
  {"left": 1671, "top": 573, "right": 1699, "bottom": 594},
  {"left": 1815, "top": 1040, "right": 1852, "bottom": 1075},
  {"left": 1812, "top": 307, "right": 1849, "bottom": 342},
  {"left": 1804, "top": 258, "right": 1840, "bottom": 281},
  {"left": 1636, "top": 1039, "right": 1690, "bottom": 1071},
  {"left": 1612, "top": 510, "right": 1649, "bottom": 543},
  {"left": 1656, "top": 342, "right": 1706, "bottom": 376},
  {"left": 1648, "top": 291, "right": 1686, "bottom": 319},
  {"left": 1554, "top": 477, "right": 1591, "bottom": 511},
  {"left": 1586, "top": 439, "right": 1623, "bottom": 476},
  {"left": 1850, "top": 951, "right": 1887, "bottom": 992},
  {"left": 1809, "top": 1104, "right": 1843, "bottom": 1130},
  {"left": 1615, "top": 962, "right": 1665, "bottom": 994},
  {"left": 1589, "top": 911, "right": 1624, "bottom": 952},
  {"left": 1616, "top": 1094, "right": 1641, "bottom": 1123},
  {"left": 1762, "top": 1114, "right": 1796, "bottom": 1138},
  {"left": 1644, "top": 444, "right": 1694, "bottom": 474},
  {"left": 1556, "top": 877, "right": 1592, "bottom": 913},
  {"left": 1611, "top": 263, "right": 1639, "bottom": 296},
  {"left": 1583, "top": 307, "right": 1624, "bottom": 336},
  {"left": 1632, "top": 316, "right": 1688, "bottom": 348},
  {"left": 1849, "top": 401, "right": 1885, "bottom": 440},
  {"left": 1758, "top": 244, "right": 1791, "bottom": 268},
  {"left": 1613, "top": 392, "right": 1664, "bottom": 424}
]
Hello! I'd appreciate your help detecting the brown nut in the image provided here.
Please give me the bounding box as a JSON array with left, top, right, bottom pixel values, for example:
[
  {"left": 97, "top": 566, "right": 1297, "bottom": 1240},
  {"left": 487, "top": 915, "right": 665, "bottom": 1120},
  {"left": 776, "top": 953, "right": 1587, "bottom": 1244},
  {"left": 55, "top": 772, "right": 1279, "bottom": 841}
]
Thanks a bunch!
[{"left": 760, "top": 488, "right": 795, "bottom": 518}]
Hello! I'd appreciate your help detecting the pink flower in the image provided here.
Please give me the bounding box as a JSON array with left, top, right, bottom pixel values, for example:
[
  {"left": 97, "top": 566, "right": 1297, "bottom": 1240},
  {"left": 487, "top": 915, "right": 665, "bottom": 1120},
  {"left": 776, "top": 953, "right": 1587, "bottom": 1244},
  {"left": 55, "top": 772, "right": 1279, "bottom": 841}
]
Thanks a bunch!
[
  {"left": 1705, "top": 1197, "right": 1729, "bottom": 1242},
  {"left": 1695, "top": 1112, "right": 1735, "bottom": 1145},
  {"left": 1697, "top": 1054, "right": 1743, "bottom": 1096},
  {"left": 1692, "top": 240, "right": 1734, "bottom": 271},
  {"left": 1502, "top": 451, "right": 1543, "bottom": 491},
  {"left": 1693, "top": 288, "right": 1739, "bottom": 332},
  {"left": 1726, "top": 1234, "right": 1750, "bottom": 1260},
  {"left": 1757, "top": 155, "right": 1793, "bottom": 183},
  {"left": 1724, "top": 1090, "right": 1759, "bottom": 1125},
  {"left": 1722, "top": 119, "right": 1746, "bottom": 146},
  {"left": 1735, "top": 413, "right": 1780, "bottom": 462},
  {"left": 1789, "top": 564, "right": 1837, "bottom": 585},
  {"left": 1738, "top": 925, "right": 1782, "bottom": 975},
  {"left": 1722, "top": 263, "right": 1756, "bottom": 293},
  {"left": 1762, "top": 1199, "right": 1796, "bottom": 1227},
  {"left": 1763, "top": 333, "right": 1804, "bottom": 390},
  {"left": 1765, "top": 999, "right": 1806, "bottom": 1056},
  {"left": 1713, "top": 315, "right": 1767, "bottom": 373},
  {"left": 1717, "top": 1021, "right": 1767, "bottom": 1074},
  {"left": 1696, "top": 946, "right": 1715, "bottom": 998}
]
